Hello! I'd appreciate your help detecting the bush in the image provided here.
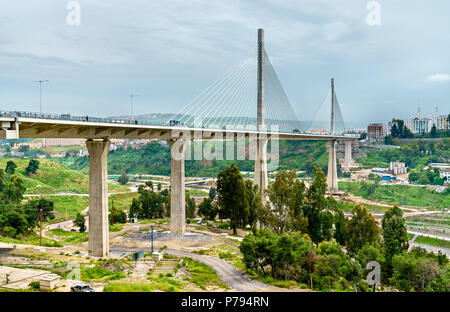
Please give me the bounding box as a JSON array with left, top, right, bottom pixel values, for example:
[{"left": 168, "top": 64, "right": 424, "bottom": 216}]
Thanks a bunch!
[
  {"left": 28, "top": 281, "right": 40, "bottom": 290},
  {"left": 2, "top": 226, "right": 17, "bottom": 238}
]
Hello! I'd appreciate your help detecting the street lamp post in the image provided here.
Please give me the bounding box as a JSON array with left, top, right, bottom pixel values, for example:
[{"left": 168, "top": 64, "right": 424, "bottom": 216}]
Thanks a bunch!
[
  {"left": 130, "top": 94, "right": 139, "bottom": 121},
  {"left": 34, "top": 80, "right": 49, "bottom": 114}
]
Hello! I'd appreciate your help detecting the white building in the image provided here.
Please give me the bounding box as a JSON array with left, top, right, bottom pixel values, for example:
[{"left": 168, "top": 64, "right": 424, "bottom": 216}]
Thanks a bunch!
[
  {"left": 440, "top": 168, "right": 450, "bottom": 183},
  {"left": 390, "top": 161, "right": 407, "bottom": 175}
]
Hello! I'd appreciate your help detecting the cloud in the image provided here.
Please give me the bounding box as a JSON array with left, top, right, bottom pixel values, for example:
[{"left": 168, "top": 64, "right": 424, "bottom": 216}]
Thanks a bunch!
[{"left": 427, "top": 74, "right": 450, "bottom": 82}]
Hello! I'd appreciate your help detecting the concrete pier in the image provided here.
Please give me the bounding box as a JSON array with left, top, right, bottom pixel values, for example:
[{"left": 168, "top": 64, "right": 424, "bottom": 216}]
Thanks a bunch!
[
  {"left": 344, "top": 140, "right": 353, "bottom": 171},
  {"left": 169, "top": 139, "right": 187, "bottom": 235},
  {"left": 327, "top": 139, "right": 338, "bottom": 193},
  {"left": 86, "top": 139, "right": 110, "bottom": 257},
  {"left": 254, "top": 136, "right": 268, "bottom": 197}
]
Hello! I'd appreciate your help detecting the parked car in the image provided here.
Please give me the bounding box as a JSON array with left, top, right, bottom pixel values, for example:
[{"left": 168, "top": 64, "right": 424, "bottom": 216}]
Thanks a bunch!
[
  {"left": 71, "top": 283, "right": 94, "bottom": 292},
  {"left": 197, "top": 220, "right": 205, "bottom": 225}
]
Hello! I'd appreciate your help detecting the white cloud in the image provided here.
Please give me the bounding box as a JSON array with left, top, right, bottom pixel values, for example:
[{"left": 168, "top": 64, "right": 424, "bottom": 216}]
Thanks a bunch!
[{"left": 427, "top": 73, "right": 450, "bottom": 81}]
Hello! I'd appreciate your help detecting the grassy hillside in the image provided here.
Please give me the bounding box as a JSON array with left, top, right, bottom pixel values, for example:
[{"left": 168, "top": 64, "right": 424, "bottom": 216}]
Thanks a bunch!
[
  {"left": 0, "top": 159, "right": 128, "bottom": 195},
  {"left": 67, "top": 140, "right": 330, "bottom": 177},
  {"left": 339, "top": 181, "right": 450, "bottom": 209}
]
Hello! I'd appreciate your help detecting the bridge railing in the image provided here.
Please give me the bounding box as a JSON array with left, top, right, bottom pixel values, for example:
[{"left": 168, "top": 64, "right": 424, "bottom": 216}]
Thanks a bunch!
[{"left": 0, "top": 110, "right": 352, "bottom": 136}]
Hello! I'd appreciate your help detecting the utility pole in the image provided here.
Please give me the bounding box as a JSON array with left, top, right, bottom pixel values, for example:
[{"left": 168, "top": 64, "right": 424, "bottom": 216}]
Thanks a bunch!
[
  {"left": 111, "top": 199, "right": 114, "bottom": 225},
  {"left": 39, "top": 209, "right": 43, "bottom": 246},
  {"left": 130, "top": 94, "right": 139, "bottom": 121},
  {"left": 151, "top": 225, "right": 154, "bottom": 253},
  {"left": 34, "top": 80, "right": 49, "bottom": 114}
]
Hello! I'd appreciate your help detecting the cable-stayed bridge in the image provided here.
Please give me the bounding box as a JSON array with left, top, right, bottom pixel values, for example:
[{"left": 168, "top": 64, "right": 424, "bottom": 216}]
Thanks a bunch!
[{"left": 0, "top": 29, "right": 356, "bottom": 257}]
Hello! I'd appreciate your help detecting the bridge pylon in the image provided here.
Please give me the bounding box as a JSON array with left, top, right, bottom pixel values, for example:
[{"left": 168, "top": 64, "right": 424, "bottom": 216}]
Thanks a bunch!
[
  {"left": 169, "top": 139, "right": 187, "bottom": 235},
  {"left": 327, "top": 78, "right": 338, "bottom": 193},
  {"left": 255, "top": 28, "right": 269, "bottom": 198},
  {"left": 86, "top": 139, "right": 110, "bottom": 257}
]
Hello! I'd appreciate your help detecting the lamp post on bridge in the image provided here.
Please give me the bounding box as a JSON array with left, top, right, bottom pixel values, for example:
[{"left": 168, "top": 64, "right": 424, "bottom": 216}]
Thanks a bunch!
[
  {"left": 34, "top": 80, "right": 49, "bottom": 114},
  {"left": 130, "top": 94, "right": 139, "bottom": 121}
]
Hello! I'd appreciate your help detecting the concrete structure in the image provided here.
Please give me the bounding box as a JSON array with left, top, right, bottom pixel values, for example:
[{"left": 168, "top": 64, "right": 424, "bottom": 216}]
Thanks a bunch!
[
  {"left": 42, "top": 138, "right": 85, "bottom": 147},
  {"left": 343, "top": 140, "right": 353, "bottom": 171},
  {"left": 39, "top": 274, "right": 61, "bottom": 291},
  {"left": 86, "top": 139, "right": 110, "bottom": 257},
  {"left": 327, "top": 139, "right": 338, "bottom": 192},
  {"left": 389, "top": 161, "right": 407, "bottom": 175},
  {"left": 327, "top": 78, "right": 338, "bottom": 193},
  {"left": 169, "top": 139, "right": 187, "bottom": 235},
  {"left": 367, "top": 123, "right": 383, "bottom": 141},
  {"left": 0, "top": 30, "right": 356, "bottom": 257},
  {"left": 255, "top": 28, "right": 269, "bottom": 195}
]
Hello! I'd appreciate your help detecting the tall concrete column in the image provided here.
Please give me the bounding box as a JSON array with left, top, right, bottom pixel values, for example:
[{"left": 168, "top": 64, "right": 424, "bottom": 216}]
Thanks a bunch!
[
  {"left": 169, "top": 139, "right": 187, "bottom": 235},
  {"left": 86, "top": 139, "right": 110, "bottom": 257},
  {"left": 344, "top": 140, "right": 353, "bottom": 171},
  {"left": 327, "top": 139, "right": 338, "bottom": 193},
  {"left": 255, "top": 28, "right": 269, "bottom": 197},
  {"left": 255, "top": 136, "right": 268, "bottom": 198}
]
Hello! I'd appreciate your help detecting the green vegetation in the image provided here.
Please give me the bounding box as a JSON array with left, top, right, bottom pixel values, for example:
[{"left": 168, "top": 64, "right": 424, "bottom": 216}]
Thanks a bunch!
[
  {"left": 415, "top": 236, "right": 450, "bottom": 249},
  {"left": 0, "top": 158, "right": 128, "bottom": 195},
  {"left": 74, "top": 213, "right": 86, "bottom": 233},
  {"left": 47, "top": 228, "right": 88, "bottom": 244},
  {"left": 0, "top": 233, "right": 62, "bottom": 247},
  {"left": 337, "top": 201, "right": 390, "bottom": 213},
  {"left": 104, "top": 279, "right": 183, "bottom": 292},
  {"left": 357, "top": 138, "right": 450, "bottom": 169},
  {"left": 128, "top": 187, "right": 170, "bottom": 220},
  {"left": 68, "top": 140, "right": 334, "bottom": 177},
  {"left": 183, "top": 257, "right": 229, "bottom": 290},
  {"left": 339, "top": 181, "right": 450, "bottom": 209},
  {"left": 50, "top": 195, "right": 89, "bottom": 219},
  {"left": 390, "top": 247, "right": 449, "bottom": 292},
  {"left": 80, "top": 259, "right": 128, "bottom": 282},
  {"left": 187, "top": 189, "right": 208, "bottom": 197},
  {"left": 409, "top": 168, "right": 446, "bottom": 186}
]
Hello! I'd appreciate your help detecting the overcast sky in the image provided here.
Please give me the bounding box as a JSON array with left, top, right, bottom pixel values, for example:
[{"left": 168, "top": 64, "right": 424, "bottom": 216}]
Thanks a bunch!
[{"left": 1, "top": 0, "right": 449, "bottom": 125}]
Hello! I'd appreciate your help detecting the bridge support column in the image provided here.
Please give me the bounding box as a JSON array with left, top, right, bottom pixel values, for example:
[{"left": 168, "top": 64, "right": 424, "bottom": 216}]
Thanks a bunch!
[
  {"left": 327, "top": 139, "right": 338, "bottom": 193},
  {"left": 344, "top": 140, "right": 353, "bottom": 172},
  {"left": 86, "top": 139, "right": 110, "bottom": 257},
  {"left": 169, "top": 139, "right": 187, "bottom": 235},
  {"left": 254, "top": 136, "right": 268, "bottom": 200}
]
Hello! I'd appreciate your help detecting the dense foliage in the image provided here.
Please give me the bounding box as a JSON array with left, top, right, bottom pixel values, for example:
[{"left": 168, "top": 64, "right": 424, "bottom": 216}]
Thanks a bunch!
[{"left": 0, "top": 161, "right": 55, "bottom": 238}]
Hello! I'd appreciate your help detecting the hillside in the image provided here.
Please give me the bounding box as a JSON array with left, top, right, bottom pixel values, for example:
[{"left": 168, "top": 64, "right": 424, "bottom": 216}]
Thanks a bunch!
[
  {"left": 67, "top": 140, "right": 330, "bottom": 177},
  {"left": 0, "top": 159, "right": 128, "bottom": 195}
]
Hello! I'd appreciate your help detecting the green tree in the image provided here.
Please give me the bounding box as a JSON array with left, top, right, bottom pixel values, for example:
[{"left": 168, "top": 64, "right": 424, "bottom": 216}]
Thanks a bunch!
[
  {"left": 145, "top": 181, "right": 153, "bottom": 191},
  {"left": 128, "top": 198, "right": 140, "bottom": 220},
  {"left": 263, "top": 170, "right": 291, "bottom": 233},
  {"left": 5, "top": 161, "right": 17, "bottom": 176},
  {"left": 25, "top": 159, "right": 40, "bottom": 176},
  {"left": 198, "top": 197, "right": 217, "bottom": 221},
  {"left": 216, "top": 164, "right": 248, "bottom": 235},
  {"left": 346, "top": 205, "right": 380, "bottom": 254},
  {"left": 384, "top": 135, "right": 394, "bottom": 145},
  {"left": 117, "top": 172, "right": 129, "bottom": 185},
  {"left": 74, "top": 213, "right": 86, "bottom": 233},
  {"left": 333, "top": 208, "right": 348, "bottom": 246},
  {"left": 185, "top": 192, "right": 196, "bottom": 219},
  {"left": 208, "top": 187, "right": 216, "bottom": 200},
  {"left": 3, "top": 176, "right": 26, "bottom": 204},
  {"left": 391, "top": 248, "right": 449, "bottom": 292},
  {"left": 244, "top": 180, "right": 262, "bottom": 232},
  {"left": 109, "top": 206, "right": 127, "bottom": 224},
  {"left": 430, "top": 124, "right": 437, "bottom": 138},
  {"left": 302, "top": 166, "right": 335, "bottom": 244},
  {"left": 23, "top": 198, "right": 55, "bottom": 231},
  {"left": 382, "top": 205, "right": 409, "bottom": 275}
]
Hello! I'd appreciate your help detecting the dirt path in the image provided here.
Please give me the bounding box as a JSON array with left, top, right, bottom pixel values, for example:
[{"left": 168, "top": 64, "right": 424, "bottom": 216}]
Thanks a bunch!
[{"left": 162, "top": 249, "right": 302, "bottom": 292}]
